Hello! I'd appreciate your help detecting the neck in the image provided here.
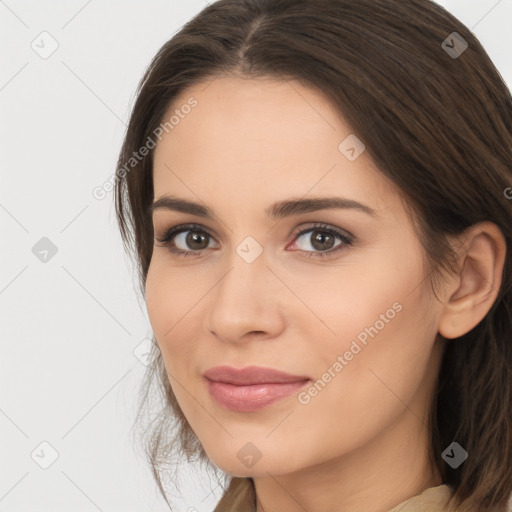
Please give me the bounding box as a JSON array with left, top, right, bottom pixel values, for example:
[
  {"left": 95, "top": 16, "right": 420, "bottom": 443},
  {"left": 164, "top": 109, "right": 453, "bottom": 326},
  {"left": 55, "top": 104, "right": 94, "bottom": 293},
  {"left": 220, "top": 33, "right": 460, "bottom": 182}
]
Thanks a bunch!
[{"left": 253, "top": 409, "right": 443, "bottom": 512}]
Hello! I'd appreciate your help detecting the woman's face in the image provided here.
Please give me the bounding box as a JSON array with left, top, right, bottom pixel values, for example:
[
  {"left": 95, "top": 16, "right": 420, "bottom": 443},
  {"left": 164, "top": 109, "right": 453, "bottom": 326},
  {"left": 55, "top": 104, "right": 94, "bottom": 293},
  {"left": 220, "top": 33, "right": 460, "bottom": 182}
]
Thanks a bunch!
[{"left": 146, "top": 76, "right": 446, "bottom": 480}]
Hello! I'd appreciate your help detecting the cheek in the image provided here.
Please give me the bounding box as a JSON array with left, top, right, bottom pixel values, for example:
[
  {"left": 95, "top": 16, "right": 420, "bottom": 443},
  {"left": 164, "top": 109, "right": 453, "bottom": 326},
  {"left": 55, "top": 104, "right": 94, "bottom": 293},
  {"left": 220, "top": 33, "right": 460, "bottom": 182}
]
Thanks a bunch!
[
  {"left": 300, "top": 248, "right": 437, "bottom": 416},
  {"left": 286, "top": 288, "right": 438, "bottom": 462},
  {"left": 145, "top": 260, "right": 204, "bottom": 417},
  {"left": 331, "top": 285, "right": 436, "bottom": 405},
  {"left": 145, "top": 260, "right": 171, "bottom": 338},
  {"left": 145, "top": 259, "right": 196, "bottom": 358},
  {"left": 273, "top": 259, "right": 408, "bottom": 354}
]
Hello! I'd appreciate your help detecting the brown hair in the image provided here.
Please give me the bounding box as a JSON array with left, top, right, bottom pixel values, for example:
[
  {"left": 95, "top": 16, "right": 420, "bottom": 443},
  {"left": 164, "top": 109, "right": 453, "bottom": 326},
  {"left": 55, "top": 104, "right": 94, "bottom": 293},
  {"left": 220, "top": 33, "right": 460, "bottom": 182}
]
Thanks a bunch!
[{"left": 114, "top": 0, "right": 512, "bottom": 510}]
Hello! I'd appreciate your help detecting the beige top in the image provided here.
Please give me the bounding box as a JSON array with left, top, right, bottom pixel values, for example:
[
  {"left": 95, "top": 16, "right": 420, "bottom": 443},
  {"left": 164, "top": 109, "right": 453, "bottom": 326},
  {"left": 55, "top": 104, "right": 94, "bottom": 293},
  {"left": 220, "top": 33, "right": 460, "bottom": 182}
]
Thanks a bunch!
[
  {"left": 388, "top": 484, "right": 455, "bottom": 512},
  {"left": 389, "top": 484, "right": 512, "bottom": 512},
  {"left": 214, "top": 479, "right": 512, "bottom": 511}
]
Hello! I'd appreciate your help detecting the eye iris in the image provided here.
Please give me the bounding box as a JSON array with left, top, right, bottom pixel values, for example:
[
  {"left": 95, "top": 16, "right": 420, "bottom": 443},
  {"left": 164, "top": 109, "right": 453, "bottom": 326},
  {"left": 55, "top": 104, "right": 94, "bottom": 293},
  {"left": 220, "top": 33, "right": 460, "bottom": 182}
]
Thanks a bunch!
[
  {"left": 311, "top": 230, "right": 335, "bottom": 251},
  {"left": 187, "top": 231, "right": 208, "bottom": 250}
]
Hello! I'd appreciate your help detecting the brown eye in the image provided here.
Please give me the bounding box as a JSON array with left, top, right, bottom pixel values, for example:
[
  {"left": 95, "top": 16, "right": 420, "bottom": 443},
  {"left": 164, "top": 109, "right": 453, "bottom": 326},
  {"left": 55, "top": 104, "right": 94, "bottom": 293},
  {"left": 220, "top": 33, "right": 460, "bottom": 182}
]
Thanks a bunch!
[
  {"left": 309, "top": 230, "right": 337, "bottom": 251},
  {"left": 155, "top": 223, "right": 218, "bottom": 256},
  {"left": 183, "top": 231, "right": 210, "bottom": 250},
  {"left": 290, "top": 223, "right": 354, "bottom": 259}
]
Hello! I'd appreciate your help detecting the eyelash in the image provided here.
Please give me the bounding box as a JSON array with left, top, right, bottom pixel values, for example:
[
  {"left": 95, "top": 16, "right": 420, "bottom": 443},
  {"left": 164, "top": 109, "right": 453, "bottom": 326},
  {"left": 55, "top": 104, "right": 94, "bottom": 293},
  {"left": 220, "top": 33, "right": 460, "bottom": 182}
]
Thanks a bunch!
[{"left": 154, "top": 222, "right": 354, "bottom": 259}]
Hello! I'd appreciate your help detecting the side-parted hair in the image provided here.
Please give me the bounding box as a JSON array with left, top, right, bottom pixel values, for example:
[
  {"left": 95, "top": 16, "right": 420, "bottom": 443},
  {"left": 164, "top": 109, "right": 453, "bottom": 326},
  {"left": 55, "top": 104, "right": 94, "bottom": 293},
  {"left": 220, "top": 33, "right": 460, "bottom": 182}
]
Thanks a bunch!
[{"left": 114, "top": 1, "right": 512, "bottom": 510}]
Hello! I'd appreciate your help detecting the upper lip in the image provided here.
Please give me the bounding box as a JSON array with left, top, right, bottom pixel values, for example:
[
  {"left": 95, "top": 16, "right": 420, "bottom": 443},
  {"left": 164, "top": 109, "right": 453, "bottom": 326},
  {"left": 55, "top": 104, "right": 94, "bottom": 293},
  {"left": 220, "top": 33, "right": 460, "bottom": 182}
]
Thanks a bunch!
[{"left": 203, "top": 365, "right": 311, "bottom": 385}]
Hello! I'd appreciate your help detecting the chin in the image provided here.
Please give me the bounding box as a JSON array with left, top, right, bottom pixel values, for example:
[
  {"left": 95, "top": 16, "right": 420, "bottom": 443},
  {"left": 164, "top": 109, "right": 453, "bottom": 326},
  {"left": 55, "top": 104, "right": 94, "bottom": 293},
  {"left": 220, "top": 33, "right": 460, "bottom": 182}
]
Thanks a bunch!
[{"left": 205, "top": 445, "right": 301, "bottom": 478}]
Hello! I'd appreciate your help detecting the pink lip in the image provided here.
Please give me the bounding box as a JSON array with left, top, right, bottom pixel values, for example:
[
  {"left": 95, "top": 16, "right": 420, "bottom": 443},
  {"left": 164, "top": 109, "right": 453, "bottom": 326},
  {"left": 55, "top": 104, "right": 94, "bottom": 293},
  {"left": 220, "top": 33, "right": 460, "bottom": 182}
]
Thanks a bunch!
[{"left": 203, "top": 365, "right": 311, "bottom": 412}]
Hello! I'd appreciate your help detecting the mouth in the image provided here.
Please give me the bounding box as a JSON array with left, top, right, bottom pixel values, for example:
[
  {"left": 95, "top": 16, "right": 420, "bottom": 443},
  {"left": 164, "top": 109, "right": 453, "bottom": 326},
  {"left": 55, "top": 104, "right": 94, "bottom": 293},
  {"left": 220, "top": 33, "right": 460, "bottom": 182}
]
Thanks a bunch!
[{"left": 203, "top": 365, "right": 312, "bottom": 412}]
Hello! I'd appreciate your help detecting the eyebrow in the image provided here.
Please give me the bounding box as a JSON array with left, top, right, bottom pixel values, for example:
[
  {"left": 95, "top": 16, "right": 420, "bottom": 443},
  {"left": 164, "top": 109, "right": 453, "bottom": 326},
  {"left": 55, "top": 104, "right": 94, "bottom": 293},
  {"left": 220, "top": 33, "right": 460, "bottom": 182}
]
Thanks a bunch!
[{"left": 149, "top": 195, "right": 377, "bottom": 219}]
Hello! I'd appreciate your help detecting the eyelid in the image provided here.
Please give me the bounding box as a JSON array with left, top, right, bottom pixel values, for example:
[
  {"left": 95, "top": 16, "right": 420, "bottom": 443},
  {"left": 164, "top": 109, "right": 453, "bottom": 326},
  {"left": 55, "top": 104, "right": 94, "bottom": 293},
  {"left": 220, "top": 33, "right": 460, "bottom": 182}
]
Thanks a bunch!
[
  {"left": 290, "top": 222, "right": 354, "bottom": 242},
  {"left": 154, "top": 222, "right": 218, "bottom": 245}
]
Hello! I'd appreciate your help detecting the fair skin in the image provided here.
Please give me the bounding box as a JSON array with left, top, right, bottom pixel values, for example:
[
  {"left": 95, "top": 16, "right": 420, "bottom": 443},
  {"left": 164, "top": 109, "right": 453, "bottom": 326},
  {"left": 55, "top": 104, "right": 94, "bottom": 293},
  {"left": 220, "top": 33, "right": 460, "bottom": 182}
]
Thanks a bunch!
[{"left": 146, "top": 75, "right": 506, "bottom": 512}]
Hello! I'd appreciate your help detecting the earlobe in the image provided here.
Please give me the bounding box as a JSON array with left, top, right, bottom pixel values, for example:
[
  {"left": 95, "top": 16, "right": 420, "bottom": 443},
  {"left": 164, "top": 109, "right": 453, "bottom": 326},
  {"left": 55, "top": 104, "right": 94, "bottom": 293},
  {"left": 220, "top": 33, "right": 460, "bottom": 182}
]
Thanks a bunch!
[{"left": 437, "top": 222, "right": 506, "bottom": 340}]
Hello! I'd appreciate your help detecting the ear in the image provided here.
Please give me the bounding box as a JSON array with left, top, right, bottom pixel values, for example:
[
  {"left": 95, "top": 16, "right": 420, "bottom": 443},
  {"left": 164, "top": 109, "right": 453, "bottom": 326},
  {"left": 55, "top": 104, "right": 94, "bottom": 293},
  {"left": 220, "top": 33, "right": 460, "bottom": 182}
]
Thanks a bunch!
[{"left": 438, "top": 221, "right": 507, "bottom": 340}]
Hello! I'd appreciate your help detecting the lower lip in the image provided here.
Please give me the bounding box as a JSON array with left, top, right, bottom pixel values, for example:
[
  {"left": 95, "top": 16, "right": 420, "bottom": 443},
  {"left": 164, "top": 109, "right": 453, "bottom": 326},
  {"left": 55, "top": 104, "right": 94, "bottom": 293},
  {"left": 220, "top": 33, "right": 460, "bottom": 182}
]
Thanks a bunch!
[{"left": 204, "top": 378, "right": 310, "bottom": 412}]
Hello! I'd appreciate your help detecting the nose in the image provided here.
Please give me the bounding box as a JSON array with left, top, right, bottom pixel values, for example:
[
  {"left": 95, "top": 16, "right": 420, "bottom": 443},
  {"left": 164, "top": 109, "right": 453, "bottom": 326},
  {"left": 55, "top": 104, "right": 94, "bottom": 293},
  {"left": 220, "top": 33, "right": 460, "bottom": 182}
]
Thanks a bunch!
[{"left": 204, "top": 246, "right": 286, "bottom": 344}]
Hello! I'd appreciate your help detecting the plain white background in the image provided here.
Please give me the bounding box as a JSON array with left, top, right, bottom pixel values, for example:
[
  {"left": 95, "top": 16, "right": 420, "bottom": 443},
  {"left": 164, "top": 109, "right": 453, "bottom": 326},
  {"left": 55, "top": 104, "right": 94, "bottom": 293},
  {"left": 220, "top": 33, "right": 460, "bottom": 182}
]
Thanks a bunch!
[{"left": 1, "top": 1, "right": 511, "bottom": 511}]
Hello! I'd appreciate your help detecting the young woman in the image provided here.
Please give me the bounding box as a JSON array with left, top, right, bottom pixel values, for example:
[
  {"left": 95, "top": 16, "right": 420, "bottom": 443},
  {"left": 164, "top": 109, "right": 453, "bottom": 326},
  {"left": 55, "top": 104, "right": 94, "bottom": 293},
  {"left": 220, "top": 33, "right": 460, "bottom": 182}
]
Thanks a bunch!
[{"left": 114, "top": 0, "right": 512, "bottom": 510}]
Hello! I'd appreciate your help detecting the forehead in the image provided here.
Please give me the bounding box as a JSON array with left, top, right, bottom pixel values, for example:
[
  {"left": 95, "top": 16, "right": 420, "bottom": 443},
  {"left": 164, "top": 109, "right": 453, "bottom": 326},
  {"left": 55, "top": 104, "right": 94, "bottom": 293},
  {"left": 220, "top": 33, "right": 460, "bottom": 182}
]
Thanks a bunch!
[
  {"left": 155, "top": 75, "right": 346, "bottom": 161},
  {"left": 152, "top": 76, "right": 401, "bottom": 218}
]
